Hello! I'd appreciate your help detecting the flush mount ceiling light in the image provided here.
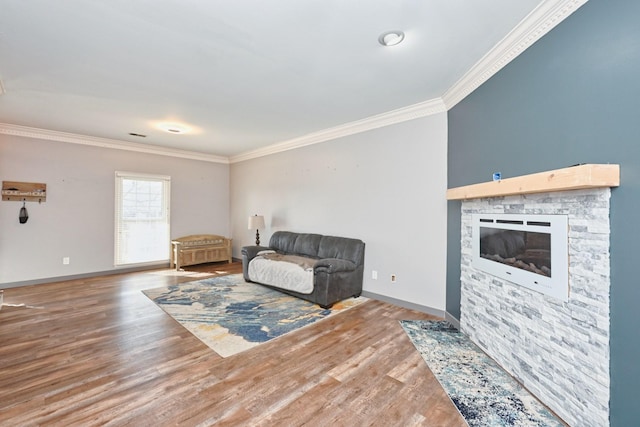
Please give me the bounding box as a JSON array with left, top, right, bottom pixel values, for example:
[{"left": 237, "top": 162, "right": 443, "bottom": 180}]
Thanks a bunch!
[
  {"left": 158, "top": 122, "right": 190, "bottom": 134},
  {"left": 378, "top": 30, "right": 405, "bottom": 47},
  {"left": 150, "top": 120, "right": 202, "bottom": 136}
]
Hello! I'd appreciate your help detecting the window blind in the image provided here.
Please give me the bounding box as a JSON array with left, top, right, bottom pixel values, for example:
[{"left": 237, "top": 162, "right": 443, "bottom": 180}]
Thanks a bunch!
[{"left": 114, "top": 171, "right": 171, "bottom": 266}]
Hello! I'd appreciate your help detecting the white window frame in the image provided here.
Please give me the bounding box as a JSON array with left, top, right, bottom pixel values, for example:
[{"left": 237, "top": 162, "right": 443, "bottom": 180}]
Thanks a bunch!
[{"left": 114, "top": 171, "right": 171, "bottom": 266}]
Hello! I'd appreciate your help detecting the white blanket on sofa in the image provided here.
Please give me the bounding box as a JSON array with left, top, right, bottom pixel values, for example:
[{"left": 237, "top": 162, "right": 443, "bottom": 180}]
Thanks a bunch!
[{"left": 248, "top": 253, "right": 314, "bottom": 294}]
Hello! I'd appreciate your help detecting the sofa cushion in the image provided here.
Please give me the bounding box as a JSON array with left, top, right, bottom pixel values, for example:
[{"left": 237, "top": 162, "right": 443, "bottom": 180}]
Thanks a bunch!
[
  {"left": 248, "top": 256, "right": 314, "bottom": 294},
  {"left": 269, "top": 231, "right": 299, "bottom": 254},
  {"left": 270, "top": 231, "right": 322, "bottom": 258},
  {"left": 318, "top": 235, "right": 365, "bottom": 265},
  {"left": 259, "top": 252, "right": 316, "bottom": 270},
  {"left": 292, "top": 233, "right": 322, "bottom": 258}
]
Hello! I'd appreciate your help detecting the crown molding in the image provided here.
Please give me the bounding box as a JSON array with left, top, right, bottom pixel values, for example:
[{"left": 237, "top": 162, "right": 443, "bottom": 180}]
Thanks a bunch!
[
  {"left": 231, "top": 0, "right": 587, "bottom": 163},
  {"left": 0, "top": 1, "right": 587, "bottom": 163},
  {"left": 0, "top": 123, "right": 229, "bottom": 164},
  {"left": 442, "top": 0, "right": 589, "bottom": 109},
  {"left": 230, "top": 98, "right": 446, "bottom": 163}
]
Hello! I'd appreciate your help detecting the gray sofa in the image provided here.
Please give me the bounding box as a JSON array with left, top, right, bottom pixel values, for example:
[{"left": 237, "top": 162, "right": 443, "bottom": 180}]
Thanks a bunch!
[{"left": 242, "top": 231, "right": 365, "bottom": 308}]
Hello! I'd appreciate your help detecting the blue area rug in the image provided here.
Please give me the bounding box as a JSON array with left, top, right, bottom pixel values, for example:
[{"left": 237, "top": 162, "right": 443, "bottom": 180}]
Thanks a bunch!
[
  {"left": 143, "top": 274, "right": 367, "bottom": 357},
  {"left": 400, "top": 320, "right": 565, "bottom": 427}
]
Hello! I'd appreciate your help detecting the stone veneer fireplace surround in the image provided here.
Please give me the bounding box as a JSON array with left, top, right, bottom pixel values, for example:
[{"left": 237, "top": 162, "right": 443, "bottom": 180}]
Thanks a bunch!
[{"left": 447, "top": 164, "right": 620, "bottom": 427}]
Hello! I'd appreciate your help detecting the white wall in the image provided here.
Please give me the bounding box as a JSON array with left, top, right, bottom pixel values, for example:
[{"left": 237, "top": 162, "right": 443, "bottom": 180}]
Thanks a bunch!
[
  {"left": 230, "top": 114, "right": 448, "bottom": 310},
  {"left": 0, "top": 135, "right": 229, "bottom": 285}
]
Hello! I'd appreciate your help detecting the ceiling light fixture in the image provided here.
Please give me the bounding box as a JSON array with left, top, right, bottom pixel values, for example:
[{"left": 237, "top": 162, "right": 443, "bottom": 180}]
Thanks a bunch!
[
  {"left": 158, "top": 123, "right": 190, "bottom": 134},
  {"left": 378, "top": 30, "right": 405, "bottom": 47},
  {"left": 150, "top": 120, "right": 202, "bottom": 136}
]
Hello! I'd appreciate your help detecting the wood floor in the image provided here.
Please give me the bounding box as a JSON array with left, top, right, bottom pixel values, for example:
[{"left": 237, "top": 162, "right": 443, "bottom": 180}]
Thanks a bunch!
[{"left": 0, "top": 262, "right": 465, "bottom": 426}]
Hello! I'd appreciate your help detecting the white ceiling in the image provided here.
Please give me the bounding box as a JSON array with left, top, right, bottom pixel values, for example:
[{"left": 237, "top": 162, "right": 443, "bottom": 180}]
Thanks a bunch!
[{"left": 0, "top": 1, "right": 583, "bottom": 162}]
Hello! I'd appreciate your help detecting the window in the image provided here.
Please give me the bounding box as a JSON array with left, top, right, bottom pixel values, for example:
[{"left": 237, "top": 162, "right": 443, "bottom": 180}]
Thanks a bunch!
[{"left": 115, "top": 172, "right": 170, "bottom": 265}]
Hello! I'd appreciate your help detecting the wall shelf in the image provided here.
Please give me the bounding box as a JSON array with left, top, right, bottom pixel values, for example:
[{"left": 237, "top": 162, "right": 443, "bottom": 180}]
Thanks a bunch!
[
  {"left": 2, "top": 181, "right": 47, "bottom": 202},
  {"left": 446, "top": 164, "right": 620, "bottom": 200}
]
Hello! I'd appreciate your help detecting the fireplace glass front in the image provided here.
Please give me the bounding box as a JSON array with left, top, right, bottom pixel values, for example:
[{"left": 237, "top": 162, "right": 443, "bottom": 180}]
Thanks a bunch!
[{"left": 472, "top": 214, "right": 568, "bottom": 301}]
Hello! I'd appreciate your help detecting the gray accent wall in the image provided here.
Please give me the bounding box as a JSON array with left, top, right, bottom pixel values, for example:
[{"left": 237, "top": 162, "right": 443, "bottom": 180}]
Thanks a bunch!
[
  {"left": 231, "top": 115, "right": 448, "bottom": 310},
  {"left": 447, "top": 0, "right": 639, "bottom": 424},
  {"left": 0, "top": 135, "right": 230, "bottom": 285}
]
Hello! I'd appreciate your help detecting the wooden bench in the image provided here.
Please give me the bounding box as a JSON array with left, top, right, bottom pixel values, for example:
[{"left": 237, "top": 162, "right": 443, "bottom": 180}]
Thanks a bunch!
[{"left": 170, "top": 234, "right": 232, "bottom": 270}]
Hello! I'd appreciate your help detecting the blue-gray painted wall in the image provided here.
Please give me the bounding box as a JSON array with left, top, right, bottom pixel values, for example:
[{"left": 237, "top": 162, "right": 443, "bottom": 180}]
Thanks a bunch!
[{"left": 446, "top": 0, "right": 639, "bottom": 425}]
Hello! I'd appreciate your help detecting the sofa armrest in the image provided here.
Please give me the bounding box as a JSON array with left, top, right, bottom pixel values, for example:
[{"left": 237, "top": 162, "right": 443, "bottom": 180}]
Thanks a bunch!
[
  {"left": 314, "top": 258, "right": 357, "bottom": 274},
  {"left": 242, "top": 245, "right": 271, "bottom": 282},
  {"left": 241, "top": 245, "right": 271, "bottom": 261}
]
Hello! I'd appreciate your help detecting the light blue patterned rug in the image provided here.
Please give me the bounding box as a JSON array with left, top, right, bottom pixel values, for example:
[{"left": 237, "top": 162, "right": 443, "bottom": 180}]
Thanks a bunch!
[
  {"left": 400, "top": 320, "right": 566, "bottom": 427},
  {"left": 143, "top": 274, "right": 367, "bottom": 357}
]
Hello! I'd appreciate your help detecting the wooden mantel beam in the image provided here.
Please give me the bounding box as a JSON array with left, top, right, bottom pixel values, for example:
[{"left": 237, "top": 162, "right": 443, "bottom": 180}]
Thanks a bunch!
[{"left": 446, "top": 164, "right": 620, "bottom": 201}]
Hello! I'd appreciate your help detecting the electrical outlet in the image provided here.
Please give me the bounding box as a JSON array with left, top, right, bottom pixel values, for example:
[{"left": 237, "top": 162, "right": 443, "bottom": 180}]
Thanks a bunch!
[
  {"left": 63, "top": 257, "right": 70, "bottom": 265},
  {"left": 372, "top": 270, "right": 378, "bottom": 280},
  {"left": 391, "top": 274, "right": 396, "bottom": 283}
]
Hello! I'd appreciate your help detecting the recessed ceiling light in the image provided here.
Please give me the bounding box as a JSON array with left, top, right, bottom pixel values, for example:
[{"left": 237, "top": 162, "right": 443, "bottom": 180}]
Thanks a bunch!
[{"left": 378, "top": 30, "right": 405, "bottom": 47}]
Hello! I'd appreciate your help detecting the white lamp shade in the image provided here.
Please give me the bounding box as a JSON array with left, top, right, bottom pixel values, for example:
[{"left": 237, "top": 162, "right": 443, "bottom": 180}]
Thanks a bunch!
[{"left": 248, "top": 215, "right": 265, "bottom": 230}]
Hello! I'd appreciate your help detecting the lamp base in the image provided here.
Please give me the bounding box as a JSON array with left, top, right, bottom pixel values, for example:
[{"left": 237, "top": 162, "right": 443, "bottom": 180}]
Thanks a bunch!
[{"left": 255, "top": 230, "right": 260, "bottom": 246}]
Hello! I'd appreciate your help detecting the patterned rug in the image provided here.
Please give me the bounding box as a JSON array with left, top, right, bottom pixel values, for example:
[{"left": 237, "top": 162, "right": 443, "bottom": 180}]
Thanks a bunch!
[
  {"left": 143, "top": 274, "right": 367, "bottom": 357},
  {"left": 400, "top": 320, "right": 565, "bottom": 427}
]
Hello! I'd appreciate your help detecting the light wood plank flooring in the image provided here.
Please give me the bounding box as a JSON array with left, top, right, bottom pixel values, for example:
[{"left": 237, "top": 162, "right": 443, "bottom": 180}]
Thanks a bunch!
[{"left": 0, "top": 262, "right": 465, "bottom": 426}]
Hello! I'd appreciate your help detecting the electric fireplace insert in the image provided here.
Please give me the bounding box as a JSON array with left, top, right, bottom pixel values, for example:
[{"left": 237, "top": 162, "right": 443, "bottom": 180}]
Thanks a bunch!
[{"left": 471, "top": 213, "right": 569, "bottom": 301}]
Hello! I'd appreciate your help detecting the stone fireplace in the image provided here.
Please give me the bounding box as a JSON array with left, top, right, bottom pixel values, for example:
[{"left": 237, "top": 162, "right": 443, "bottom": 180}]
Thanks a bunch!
[{"left": 448, "top": 165, "right": 619, "bottom": 427}]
